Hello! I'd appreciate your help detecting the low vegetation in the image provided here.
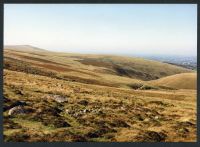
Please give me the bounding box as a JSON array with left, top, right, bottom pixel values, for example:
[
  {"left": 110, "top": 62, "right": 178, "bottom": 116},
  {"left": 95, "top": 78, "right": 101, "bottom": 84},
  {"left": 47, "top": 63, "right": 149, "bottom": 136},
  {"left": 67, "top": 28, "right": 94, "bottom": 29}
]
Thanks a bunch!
[{"left": 3, "top": 46, "right": 197, "bottom": 142}]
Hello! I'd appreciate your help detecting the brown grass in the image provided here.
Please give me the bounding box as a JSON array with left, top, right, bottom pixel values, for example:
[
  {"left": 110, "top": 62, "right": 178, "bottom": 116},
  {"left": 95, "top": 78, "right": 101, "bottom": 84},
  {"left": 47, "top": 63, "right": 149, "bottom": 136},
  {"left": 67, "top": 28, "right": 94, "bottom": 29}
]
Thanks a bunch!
[
  {"left": 3, "top": 46, "right": 197, "bottom": 142},
  {"left": 3, "top": 69, "right": 196, "bottom": 142},
  {"left": 150, "top": 73, "right": 197, "bottom": 90}
]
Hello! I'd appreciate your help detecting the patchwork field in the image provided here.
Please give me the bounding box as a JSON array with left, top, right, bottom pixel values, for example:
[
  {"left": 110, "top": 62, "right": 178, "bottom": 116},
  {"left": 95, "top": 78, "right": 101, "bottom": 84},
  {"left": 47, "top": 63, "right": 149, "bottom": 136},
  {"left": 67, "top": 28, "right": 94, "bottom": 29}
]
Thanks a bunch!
[{"left": 3, "top": 45, "right": 197, "bottom": 142}]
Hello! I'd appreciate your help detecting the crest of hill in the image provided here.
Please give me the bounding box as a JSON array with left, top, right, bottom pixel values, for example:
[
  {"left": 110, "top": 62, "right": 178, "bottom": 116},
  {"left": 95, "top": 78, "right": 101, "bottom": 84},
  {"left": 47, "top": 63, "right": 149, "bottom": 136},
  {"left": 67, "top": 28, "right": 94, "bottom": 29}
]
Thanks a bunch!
[
  {"left": 4, "top": 45, "right": 194, "bottom": 81},
  {"left": 71, "top": 55, "right": 194, "bottom": 80},
  {"left": 4, "top": 45, "right": 48, "bottom": 53},
  {"left": 150, "top": 73, "right": 197, "bottom": 90}
]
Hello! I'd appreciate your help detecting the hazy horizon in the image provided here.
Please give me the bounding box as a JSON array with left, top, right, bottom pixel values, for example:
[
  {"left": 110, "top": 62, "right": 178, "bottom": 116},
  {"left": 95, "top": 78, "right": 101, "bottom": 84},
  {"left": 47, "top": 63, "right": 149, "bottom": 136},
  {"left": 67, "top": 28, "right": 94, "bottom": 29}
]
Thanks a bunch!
[{"left": 4, "top": 4, "right": 197, "bottom": 56}]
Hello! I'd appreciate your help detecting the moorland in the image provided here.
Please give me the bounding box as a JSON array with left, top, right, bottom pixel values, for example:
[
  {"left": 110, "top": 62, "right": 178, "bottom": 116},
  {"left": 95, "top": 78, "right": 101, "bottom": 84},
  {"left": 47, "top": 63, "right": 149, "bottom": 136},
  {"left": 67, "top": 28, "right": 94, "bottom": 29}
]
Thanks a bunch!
[{"left": 3, "top": 45, "right": 197, "bottom": 142}]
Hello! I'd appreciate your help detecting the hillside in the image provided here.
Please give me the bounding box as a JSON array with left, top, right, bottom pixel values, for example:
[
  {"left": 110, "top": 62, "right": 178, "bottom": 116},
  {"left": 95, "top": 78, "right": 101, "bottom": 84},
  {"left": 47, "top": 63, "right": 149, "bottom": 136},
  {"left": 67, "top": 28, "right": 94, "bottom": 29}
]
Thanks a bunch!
[
  {"left": 150, "top": 73, "right": 197, "bottom": 90},
  {"left": 3, "top": 45, "right": 197, "bottom": 142},
  {"left": 4, "top": 45, "right": 193, "bottom": 82},
  {"left": 4, "top": 45, "right": 48, "bottom": 53}
]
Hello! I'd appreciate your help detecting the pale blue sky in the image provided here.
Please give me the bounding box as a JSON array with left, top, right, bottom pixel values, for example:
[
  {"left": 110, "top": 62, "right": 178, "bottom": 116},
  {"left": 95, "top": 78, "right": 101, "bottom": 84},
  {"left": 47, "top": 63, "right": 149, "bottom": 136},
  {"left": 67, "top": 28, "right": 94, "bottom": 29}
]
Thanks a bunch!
[{"left": 4, "top": 4, "right": 197, "bottom": 56}]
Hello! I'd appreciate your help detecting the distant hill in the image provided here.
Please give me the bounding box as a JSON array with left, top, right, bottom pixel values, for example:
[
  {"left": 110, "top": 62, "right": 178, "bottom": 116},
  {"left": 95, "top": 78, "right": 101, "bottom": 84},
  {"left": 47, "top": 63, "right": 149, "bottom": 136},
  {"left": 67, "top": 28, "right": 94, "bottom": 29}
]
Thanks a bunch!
[
  {"left": 74, "top": 55, "right": 194, "bottom": 81},
  {"left": 150, "top": 73, "right": 197, "bottom": 90},
  {"left": 4, "top": 45, "right": 48, "bottom": 53},
  {"left": 164, "top": 62, "right": 196, "bottom": 70},
  {"left": 143, "top": 55, "right": 197, "bottom": 70},
  {"left": 4, "top": 45, "right": 194, "bottom": 82}
]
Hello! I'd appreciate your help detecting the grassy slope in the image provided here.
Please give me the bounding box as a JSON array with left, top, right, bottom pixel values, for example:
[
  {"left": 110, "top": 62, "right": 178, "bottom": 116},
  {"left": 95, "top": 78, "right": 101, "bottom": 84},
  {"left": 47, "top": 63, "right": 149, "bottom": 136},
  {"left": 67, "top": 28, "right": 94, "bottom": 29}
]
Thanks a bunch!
[
  {"left": 4, "top": 45, "right": 193, "bottom": 82},
  {"left": 150, "top": 73, "right": 197, "bottom": 90},
  {"left": 3, "top": 69, "right": 196, "bottom": 142},
  {"left": 3, "top": 45, "right": 197, "bottom": 142},
  {"left": 4, "top": 45, "right": 48, "bottom": 52}
]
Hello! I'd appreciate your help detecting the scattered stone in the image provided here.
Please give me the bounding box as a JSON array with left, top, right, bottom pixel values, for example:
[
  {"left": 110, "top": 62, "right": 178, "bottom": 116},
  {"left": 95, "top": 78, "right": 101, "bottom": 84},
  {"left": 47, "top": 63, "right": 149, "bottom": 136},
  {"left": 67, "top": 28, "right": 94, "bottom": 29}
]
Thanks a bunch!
[
  {"left": 8, "top": 106, "right": 26, "bottom": 116},
  {"left": 4, "top": 99, "right": 28, "bottom": 112},
  {"left": 65, "top": 109, "right": 70, "bottom": 114},
  {"left": 46, "top": 94, "right": 68, "bottom": 103},
  {"left": 144, "top": 118, "right": 150, "bottom": 122},
  {"left": 83, "top": 109, "right": 87, "bottom": 113},
  {"left": 91, "top": 109, "right": 98, "bottom": 113}
]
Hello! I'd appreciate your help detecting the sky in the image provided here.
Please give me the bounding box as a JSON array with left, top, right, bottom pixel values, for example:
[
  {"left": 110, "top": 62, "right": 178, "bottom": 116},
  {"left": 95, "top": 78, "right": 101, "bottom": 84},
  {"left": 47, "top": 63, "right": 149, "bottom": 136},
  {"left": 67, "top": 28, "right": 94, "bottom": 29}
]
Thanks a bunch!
[{"left": 4, "top": 4, "right": 197, "bottom": 56}]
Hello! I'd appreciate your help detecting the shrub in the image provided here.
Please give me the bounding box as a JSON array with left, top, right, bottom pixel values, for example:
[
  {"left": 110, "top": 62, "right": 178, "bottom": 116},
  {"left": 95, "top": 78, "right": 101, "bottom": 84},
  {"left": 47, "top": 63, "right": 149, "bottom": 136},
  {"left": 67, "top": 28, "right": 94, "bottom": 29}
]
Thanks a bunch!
[
  {"left": 128, "top": 83, "right": 143, "bottom": 90},
  {"left": 140, "top": 85, "right": 159, "bottom": 90}
]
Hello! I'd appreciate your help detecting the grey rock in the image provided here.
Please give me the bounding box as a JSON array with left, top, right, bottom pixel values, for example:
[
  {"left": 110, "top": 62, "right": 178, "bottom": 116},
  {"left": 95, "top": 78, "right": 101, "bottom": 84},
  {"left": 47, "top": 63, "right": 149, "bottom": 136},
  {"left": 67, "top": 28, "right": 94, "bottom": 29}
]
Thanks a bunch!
[
  {"left": 8, "top": 106, "right": 26, "bottom": 116},
  {"left": 65, "top": 109, "right": 70, "bottom": 114},
  {"left": 47, "top": 94, "right": 68, "bottom": 103}
]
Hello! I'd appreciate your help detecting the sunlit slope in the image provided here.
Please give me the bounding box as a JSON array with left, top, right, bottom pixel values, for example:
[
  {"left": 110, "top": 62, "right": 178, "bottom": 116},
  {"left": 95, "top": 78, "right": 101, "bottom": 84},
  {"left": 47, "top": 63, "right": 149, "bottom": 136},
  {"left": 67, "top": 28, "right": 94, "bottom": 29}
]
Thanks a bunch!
[
  {"left": 4, "top": 45, "right": 193, "bottom": 82},
  {"left": 3, "top": 45, "right": 197, "bottom": 142},
  {"left": 150, "top": 73, "right": 197, "bottom": 90},
  {"left": 4, "top": 45, "right": 48, "bottom": 53},
  {"left": 3, "top": 69, "right": 197, "bottom": 142}
]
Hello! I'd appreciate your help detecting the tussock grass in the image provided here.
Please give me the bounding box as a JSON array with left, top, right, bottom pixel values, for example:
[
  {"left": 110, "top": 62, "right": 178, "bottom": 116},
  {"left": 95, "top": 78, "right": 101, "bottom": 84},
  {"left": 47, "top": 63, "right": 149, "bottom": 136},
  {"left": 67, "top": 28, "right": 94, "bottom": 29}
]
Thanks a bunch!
[{"left": 3, "top": 46, "right": 196, "bottom": 142}]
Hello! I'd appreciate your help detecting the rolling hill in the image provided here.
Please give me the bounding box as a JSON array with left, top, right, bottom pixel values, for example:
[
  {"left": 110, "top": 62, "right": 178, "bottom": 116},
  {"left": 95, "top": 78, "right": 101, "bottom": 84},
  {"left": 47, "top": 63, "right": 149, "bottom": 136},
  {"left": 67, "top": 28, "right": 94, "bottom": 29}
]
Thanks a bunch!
[
  {"left": 4, "top": 45, "right": 48, "bottom": 53},
  {"left": 4, "top": 45, "right": 193, "bottom": 82},
  {"left": 150, "top": 73, "right": 197, "bottom": 90},
  {"left": 3, "top": 45, "right": 197, "bottom": 142}
]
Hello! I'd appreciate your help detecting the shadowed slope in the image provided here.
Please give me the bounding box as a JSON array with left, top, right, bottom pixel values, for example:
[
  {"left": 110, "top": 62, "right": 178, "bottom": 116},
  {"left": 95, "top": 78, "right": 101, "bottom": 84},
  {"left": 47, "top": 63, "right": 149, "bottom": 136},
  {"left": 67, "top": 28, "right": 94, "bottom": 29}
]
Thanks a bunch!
[{"left": 4, "top": 45, "right": 194, "bottom": 81}]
